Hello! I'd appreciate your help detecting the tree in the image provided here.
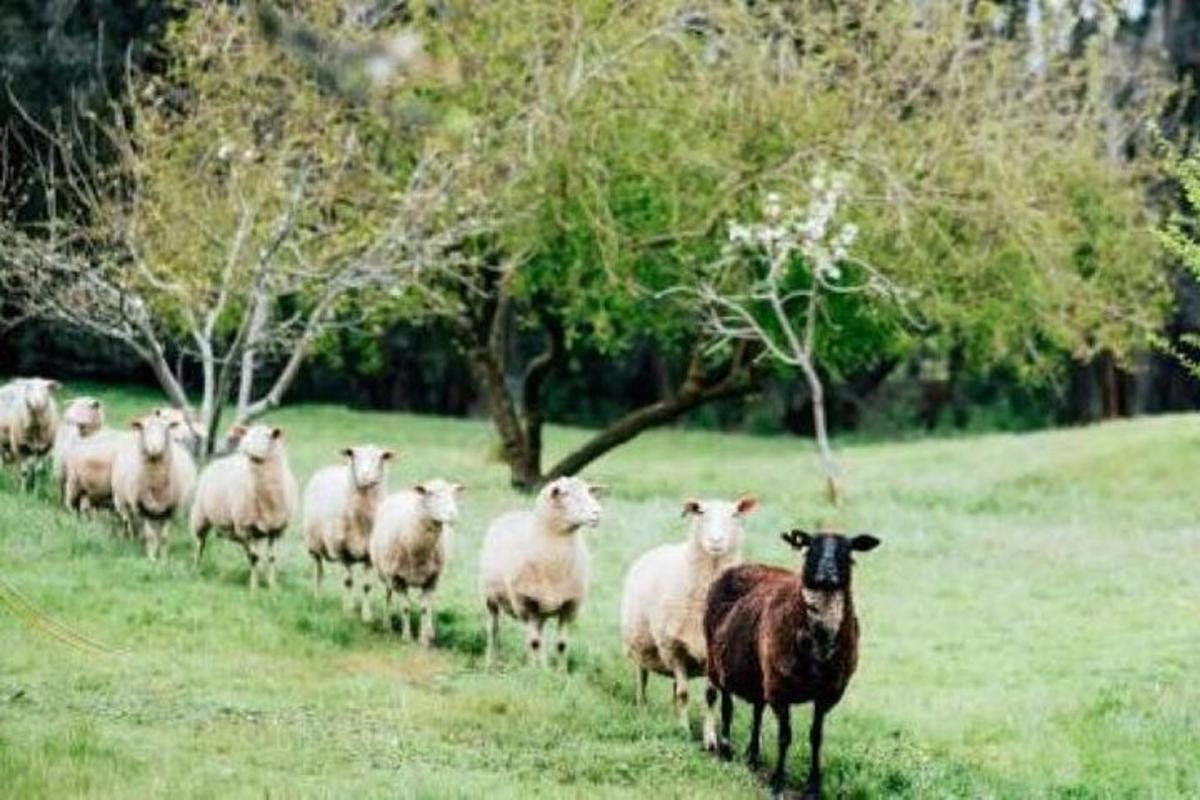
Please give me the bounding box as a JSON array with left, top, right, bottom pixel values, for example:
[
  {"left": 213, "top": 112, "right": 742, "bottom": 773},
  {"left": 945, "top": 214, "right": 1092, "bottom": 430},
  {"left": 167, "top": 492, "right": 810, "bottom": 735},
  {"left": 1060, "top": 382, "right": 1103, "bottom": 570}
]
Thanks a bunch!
[
  {"left": 682, "top": 179, "right": 909, "bottom": 505},
  {"left": 1156, "top": 137, "right": 1200, "bottom": 377},
  {"left": 2, "top": 0, "right": 1172, "bottom": 488},
  {"left": 0, "top": 3, "right": 459, "bottom": 454},
  {"left": 397, "top": 0, "right": 1169, "bottom": 490},
  {"left": 0, "top": 0, "right": 177, "bottom": 223}
]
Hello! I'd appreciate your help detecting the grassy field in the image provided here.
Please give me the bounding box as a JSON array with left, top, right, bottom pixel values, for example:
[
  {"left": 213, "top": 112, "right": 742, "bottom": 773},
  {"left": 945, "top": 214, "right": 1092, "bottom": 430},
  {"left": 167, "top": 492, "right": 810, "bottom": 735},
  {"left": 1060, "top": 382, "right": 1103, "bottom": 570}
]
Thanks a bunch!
[{"left": 1, "top": 382, "right": 1198, "bottom": 798}]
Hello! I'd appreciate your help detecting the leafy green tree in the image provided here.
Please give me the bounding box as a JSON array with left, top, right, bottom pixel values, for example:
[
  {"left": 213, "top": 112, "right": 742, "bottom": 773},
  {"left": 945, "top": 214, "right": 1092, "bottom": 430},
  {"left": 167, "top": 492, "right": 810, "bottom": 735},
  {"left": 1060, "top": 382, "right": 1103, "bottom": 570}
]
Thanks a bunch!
[
  {"left": 1156, "top": 137, "right": 1200, "bottom": 376},
  {"left": 0, "top": 3, "right": 437, "bottom": 453},
  {"left": 1, "top": 0, "right": 1172, "bottom": 491},
  {"left": 379, "top": 0, "right": 1169, "bottom": 489}
]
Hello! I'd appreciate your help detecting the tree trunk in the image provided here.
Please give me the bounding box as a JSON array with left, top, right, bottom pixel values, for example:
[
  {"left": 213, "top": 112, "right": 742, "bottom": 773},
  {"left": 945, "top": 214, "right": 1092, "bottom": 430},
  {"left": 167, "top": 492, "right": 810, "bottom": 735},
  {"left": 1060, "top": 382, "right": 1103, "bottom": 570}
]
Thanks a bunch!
[
  {"left": 543, "top": 345, "right": 759, "bottom": 481},
  {"left": 796, "top": 357, "right": 842, "bottom": 507},
  {"left": 1098, "top": 353, "right": 1126, "bottom": 420},
  {"left": 467, "top": 346, "right": 537, "bottom": 489},
  {"left": 543, "top": 375, "right": 758, "bottom": 481},
  {"left": 511, "top": 315, "right": 564, "bottom": 490}
]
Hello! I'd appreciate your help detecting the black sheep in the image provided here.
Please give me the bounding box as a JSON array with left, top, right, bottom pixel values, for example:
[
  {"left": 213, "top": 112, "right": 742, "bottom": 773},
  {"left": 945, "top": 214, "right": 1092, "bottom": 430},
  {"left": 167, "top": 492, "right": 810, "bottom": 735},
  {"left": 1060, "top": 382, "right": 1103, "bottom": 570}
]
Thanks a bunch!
[{"left": 703, "top": 529, "right": 881, "bottom": 797}]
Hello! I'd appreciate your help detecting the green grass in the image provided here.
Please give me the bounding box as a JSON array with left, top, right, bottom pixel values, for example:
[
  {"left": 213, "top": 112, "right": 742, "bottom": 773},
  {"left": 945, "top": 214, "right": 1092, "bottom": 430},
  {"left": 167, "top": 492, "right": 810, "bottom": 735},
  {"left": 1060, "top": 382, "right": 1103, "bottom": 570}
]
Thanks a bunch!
[{"left": 2, "top": 382, "right": 1198, "bottom": 798}]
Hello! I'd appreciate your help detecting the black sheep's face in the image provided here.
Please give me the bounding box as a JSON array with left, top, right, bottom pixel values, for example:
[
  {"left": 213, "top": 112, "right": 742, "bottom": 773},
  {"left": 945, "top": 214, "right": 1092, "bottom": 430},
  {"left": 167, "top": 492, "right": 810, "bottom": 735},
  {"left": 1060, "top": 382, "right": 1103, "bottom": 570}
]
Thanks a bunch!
[{"left": 782, "top": 530, "right": 881, "bottom": 591}]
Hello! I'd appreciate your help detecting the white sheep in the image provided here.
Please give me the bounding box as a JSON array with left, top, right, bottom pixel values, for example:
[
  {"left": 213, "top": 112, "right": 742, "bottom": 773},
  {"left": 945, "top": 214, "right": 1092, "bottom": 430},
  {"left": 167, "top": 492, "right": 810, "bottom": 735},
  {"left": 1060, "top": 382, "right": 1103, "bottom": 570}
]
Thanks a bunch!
[
  {"left": 370, "top": 478, "right": 463, "bottom": 646},
  {"left": 62, "top": 429, "right": 127, "bottom": 516},
  {"left": 620, "top": 495, "right": 756, "bottom": 734},
  {"left": 52, "top": 396, "right": 105, "bottom": 494},
  {"left": 112, "top": 409, "right": 197, "bottom": 560},
  {"left": 157, "top": 406, "right": 205, "bottom": 456},
  {"left": 0, "top": 378, "right": 60, "bottom": 487},
  {"left": 190, "top": 424, "right": 299, "bottom": 591},
  {"left": 479, "top": 476, "right": 603, "bottom": 668},
  {"left": 303, "top": 445, "right": 396, "bottom": 621}
]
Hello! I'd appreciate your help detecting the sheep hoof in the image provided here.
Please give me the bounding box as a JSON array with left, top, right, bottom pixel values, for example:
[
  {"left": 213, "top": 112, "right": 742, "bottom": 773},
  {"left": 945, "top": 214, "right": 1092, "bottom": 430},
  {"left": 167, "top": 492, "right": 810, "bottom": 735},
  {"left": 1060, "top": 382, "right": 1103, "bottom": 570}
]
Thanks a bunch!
[{"left": 717, "top": 741, "right": 733, "bottom": 762}]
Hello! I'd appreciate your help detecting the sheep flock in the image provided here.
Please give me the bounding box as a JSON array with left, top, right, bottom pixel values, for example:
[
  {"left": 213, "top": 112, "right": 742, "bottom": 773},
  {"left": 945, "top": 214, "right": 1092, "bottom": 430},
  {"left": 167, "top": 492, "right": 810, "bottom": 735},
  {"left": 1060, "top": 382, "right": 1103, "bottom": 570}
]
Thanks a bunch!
[{"left": 1, "top": 375, "right": 884, "bottom": 797}]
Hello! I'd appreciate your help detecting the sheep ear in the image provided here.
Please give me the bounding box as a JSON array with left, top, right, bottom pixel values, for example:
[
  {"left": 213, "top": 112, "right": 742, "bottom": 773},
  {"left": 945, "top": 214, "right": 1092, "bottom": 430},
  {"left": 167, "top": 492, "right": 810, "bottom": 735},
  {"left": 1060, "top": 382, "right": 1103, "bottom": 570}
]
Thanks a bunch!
[
  {"left": 271, "top": 427, "right": 283, "bottom": 440},
  {"left": 229, "top": 425, "right": 247, "bottom": 440},
  {"left": 781, "top": 529, "right": 812, "bottom": 550},
  {"left": 130, "top": 419, "right": 143, "bottom": 430},
  {"left": 735, "top": 495, "right": 757, "bottom": 515},
  {"left": 340, "top": 448, "right": 354, "bottom": 459},
  {"left": 850, "top": 534, "right": 881, "bottom": 552},
  {"left": 413, "top": 483, "right": 428, "bottom": 495},
  {"left": 47, "top": 380, "right": 61, "bottom": 392},
  {"left": 587, "top": 483, "right": 607, "bottom": 498},
  {"left": 90, "top": 399, "right": 102, "bottom": 409},
  {"left": 453, "top": 483, "right": 466, "bottom": 493},
  {"left": 381, "top": 450, "right": 398, "bottom": 461},
  {"left": 682, "top": 498, "right": 702, "bottom": 517}
]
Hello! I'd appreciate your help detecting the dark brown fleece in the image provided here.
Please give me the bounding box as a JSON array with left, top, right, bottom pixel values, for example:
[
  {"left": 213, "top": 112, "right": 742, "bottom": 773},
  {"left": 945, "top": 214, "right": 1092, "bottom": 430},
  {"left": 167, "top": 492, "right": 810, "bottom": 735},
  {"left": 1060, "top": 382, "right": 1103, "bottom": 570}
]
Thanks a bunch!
[{"left": 704, "top": 564, "right": 859, "bottom": 709}]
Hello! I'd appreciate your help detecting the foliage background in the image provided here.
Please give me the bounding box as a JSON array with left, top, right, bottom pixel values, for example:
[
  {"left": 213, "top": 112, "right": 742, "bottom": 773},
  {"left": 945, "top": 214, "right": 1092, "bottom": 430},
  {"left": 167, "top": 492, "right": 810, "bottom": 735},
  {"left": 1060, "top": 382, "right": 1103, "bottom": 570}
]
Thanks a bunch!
[{"left": 1, "top": 0, "right": 1197, "bottom": 440}]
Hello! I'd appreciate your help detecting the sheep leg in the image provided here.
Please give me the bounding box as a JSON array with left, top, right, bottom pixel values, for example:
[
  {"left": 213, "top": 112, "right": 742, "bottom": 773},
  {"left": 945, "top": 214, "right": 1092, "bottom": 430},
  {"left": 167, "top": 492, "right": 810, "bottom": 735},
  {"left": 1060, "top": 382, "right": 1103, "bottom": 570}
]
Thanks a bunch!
[
  {"left": 484, "top": 601, "right": 500, "bottom": 668},
  {"left": 702, "top": 684, "right": 718, "bottom": 752},
  {"left": 311, "top": 555, "right": 324, "bottom": 598},
  {"left": 144, "top": 519, "right": 167, "bottom": 562},
  {"left": 417, "top": 588, "right": 435, "bottom": 648},
  {"left": 802, "top": 704, "right": 827, "bottom": 800},
  {"left": 382, "top": 583, "right": 393, "bottom": 627},
  {"left": 635, "top": 667, "right": 649, "bottom": 707},
  {"left": 64, "top": 476, "right": 79, "bottom": 512},
  {"left": 359, "top": 567, "right": 373, "bottom": 624},
  {"left": 524, "top": 617, "right": 547, "bottom": 667},
  {"left": 241, "top": 536, "right": 261, "bottom": 592},
  {"left": 157, "top": 521, "right": 171, "bottom": 562},
  {"left": 341, "top": 564, "right": 355, "bottom": 613},
  {"left": 746, "top": 702, "right": 765, "bottom": 770},
  {"left": 265, "top": 538, "right": 279, "bottom": 589},
  {"left": 192, "top": 524, "right": 210, "bottom": 568},
  {"left": 769, "top": 702, "right": 792, "bottom": 795},
  {"left": 672, "top": 663, "right": 691, "bottom": 732},
  {"left": 553, "top": 617, "right": 571, "bottom": 671},
  {"left": 115, "top": 501, "right": 132, "bottom": 539},
  {"left": 717, "top": 688, "right": 735, "bottom": 760},
  {"left": 397, "top": 587, "right": 413, "bottom": 639},
  {"left": 142, "top": 520, "right": 156, "bottom": 560}
]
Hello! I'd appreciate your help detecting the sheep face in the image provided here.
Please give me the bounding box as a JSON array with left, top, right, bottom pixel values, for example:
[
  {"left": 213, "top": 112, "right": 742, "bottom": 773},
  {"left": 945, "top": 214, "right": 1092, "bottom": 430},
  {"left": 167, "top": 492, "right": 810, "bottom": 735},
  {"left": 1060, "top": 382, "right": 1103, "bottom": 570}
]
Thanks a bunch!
[
  {"left": 414, "top": 478, "right": 463, "bottom": 524},
  {"left": 158, "top": 407, "right": 198, "bottom": 448},
  {"left": 235, "top": 424, "right": 283, "bottom": 463},
  {"left": 539, "top": 476, "right": 603, "bottom": 530},
  {"left": 682, "top": 495, "right": 756, "bottom": 557},
  {"left": 341, "top": 445, "right": 395, "bottom": 490},
  {"left": 22, "top": 379, "right": 58, "bottom": 413},
  {"left": 132, "top": 410, "right": 175, "bottom": 461},
  {"left": 64, "top": 397, "right": 104, "bottom": 433},
  {"left": 782, "top": 530, "right": 881, "bottom": 591}
]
